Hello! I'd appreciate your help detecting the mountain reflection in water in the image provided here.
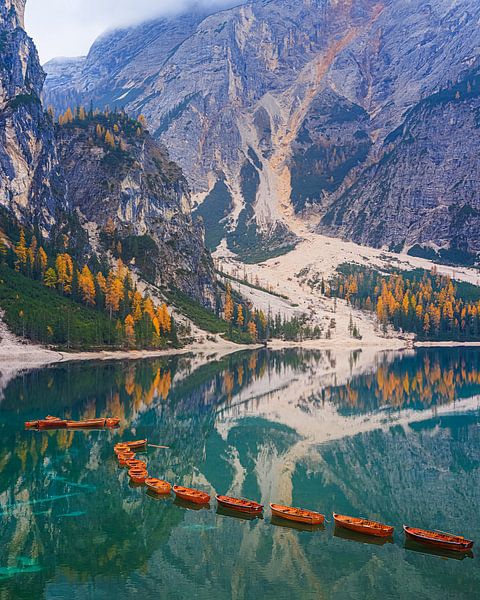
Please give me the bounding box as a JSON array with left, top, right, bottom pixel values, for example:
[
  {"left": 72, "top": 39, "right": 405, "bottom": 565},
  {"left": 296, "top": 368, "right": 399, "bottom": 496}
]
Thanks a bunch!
[{"left": 0, "top": 347, "right": 478, "bottom": 599}]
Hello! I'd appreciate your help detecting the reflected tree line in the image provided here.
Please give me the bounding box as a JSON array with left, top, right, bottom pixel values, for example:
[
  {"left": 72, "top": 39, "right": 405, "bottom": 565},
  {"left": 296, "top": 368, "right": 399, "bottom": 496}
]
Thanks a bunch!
[{"left": 0, "top": 348, "right": 479, "bottom": 596}]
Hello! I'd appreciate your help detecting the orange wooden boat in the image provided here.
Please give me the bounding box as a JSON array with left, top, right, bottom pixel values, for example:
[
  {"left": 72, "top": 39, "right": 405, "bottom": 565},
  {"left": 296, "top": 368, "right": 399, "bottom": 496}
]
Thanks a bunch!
[
  {"left": 124, "top": 439, "right": 148, "bottom": 450},
  {"left": 38, "top": 418, "right": 67, "bottom": 429},
  {"left": 216, "top": 495, "right": 263, "bottom": 515},
  {"left": 146, "top": 478, "right": 171, "bottom": 495},
  {"left": 173, "top": 485, "right": 210, "bottom": 505},
  {"left": 114, "top": 443, "right": 130, "bottom": 455},
  {"left": 117, "top": 451, "right": 136, "bottom": 465},
  {"left": 125, "top": 459, "right": 146, "bottom": 470},
  {"left": 25, "top": 420, "right": 39, "bottom": 428},
  {"left": 128, "top": 468, "right": 148, "bottom": 484},
  {"left": 333, "top": 513, "right": 394, "bottom": 538},
  {"left": 270, "top": 503, "right": 324, "bottom": 525},
  {"left": 403, "top": 525, "right": 474, "bottom": 552},
  {"left": 66, "top": 418, "right": 106, "bottom": 429},
  {"left": 106, "top": 418, "right": 120, "bottom": 428}
]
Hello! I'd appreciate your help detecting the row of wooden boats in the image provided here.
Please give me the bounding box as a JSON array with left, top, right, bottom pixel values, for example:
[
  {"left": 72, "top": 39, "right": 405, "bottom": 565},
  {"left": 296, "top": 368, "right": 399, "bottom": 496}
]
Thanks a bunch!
[
  {"left": 25, "top": 415, "right": 120, "bottom": 430},
  {"left": 113, "top": 441, "right": 474, "bottom": 553}
]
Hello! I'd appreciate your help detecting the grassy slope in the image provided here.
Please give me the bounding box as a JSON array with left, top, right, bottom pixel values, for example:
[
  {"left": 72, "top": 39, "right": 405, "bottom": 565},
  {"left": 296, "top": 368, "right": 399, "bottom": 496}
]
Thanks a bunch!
[{"left": 0, "top": 265, "right": 117, "bottom": 349}]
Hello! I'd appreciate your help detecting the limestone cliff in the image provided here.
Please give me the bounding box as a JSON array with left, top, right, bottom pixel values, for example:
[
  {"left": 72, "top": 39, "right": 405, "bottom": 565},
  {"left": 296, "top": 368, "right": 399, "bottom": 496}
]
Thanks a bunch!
[{"left": 44, "top": 0, "right": 480, "bottom": 263}]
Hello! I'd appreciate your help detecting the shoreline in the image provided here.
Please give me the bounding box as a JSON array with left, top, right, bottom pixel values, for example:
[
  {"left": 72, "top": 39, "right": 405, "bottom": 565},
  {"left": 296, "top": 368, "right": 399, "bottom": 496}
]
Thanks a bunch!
[{"left": 3, "top": 319, "right": 480, "bottom": 374}]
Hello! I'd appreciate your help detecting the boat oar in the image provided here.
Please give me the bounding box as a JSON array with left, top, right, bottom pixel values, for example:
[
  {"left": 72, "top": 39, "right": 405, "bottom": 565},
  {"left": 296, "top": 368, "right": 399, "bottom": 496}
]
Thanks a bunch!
[{"left": 148, "top": 444, "right": 170, "bottom": 449}]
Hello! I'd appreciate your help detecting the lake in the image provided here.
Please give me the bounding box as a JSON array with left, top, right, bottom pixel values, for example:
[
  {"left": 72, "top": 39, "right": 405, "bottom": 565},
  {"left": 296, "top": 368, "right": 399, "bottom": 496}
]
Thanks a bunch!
[{"left": 0, "top": 347, "right": 479, "bottom": 599}]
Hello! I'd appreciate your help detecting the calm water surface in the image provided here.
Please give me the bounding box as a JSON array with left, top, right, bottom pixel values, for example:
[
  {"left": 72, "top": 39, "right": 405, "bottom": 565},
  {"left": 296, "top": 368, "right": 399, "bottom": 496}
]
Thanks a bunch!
[{"left": 0, "top": 347, "right": 479, "bottom": 599}]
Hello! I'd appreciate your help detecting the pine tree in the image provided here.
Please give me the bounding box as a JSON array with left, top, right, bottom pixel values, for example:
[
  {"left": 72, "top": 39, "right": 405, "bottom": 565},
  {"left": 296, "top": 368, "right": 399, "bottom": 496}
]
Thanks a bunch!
[
  {"left": 78, "top": 265, "right": 96, "bottom": 306},
  {"left": 96, "top": 272, "right": 107, "bottom": 294},
  {"left": 105, "top": 271, "right": 124, "bottom": 317},
  {"left": 247, "top": 321, "right": 258, "bottom": 341},
  {"left": 44, "top": 267, "right": 58, "bottom": 288},
  {"left": 37, "top": 247, "right": 48, "bottom": 274},
  {"left": 236, "top": 304, "right": 244, "bottom": 327},
  {"left": 124, "top": 314, "right": 136, "bottom": 347},
  {"left": 132, "top": 291, "right": 143, "bottom": 322},
  {"left": 14, "top": 229, "right": 27, "bottom": 271},
  {"left": 105, "top": 130, "right": 115, "bottom": 149},
  {"left": 156, "top": 303, "right": 171, "bottom": 334},
  {"left": 27, "top": 235, "right": 37, "bottom": 273},
  {"left": 224, "top": 283, "right": 234, "bottom": 322},
  {"left": 56, "top": 253, "right": 73, "bottom": 294},
  {"left": 0, "top": 236, "right": 7, "bottom": 262}
]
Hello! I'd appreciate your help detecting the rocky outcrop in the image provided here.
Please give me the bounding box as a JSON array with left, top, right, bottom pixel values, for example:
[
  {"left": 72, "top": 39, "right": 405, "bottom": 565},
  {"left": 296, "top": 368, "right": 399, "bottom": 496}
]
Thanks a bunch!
[
  {"left": 0, "top": 0, "right": 64, "bottom": 232},
  {"left": 0, "top": 0, "right": 218, "bottom": 308},
  {"left": 55, "top": 115, "right": 217, "bottom": 307},
  {"left": 44, "top": 0, "right": 480, "bottom": 263}
]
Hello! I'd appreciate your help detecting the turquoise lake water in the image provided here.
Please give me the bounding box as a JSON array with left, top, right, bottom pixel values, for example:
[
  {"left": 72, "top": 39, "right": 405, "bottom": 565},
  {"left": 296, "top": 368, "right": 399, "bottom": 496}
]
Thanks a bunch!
[{"left": 0, "top": 347, "right": 479, "bottom": 599}]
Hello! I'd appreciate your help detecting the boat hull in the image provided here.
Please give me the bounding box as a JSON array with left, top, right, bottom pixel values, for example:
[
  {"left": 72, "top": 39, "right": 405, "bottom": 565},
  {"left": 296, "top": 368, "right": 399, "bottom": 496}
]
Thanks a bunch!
[
  {"left": 270, "top": 503, "right": 324, "bottom": 525},
  {"left": 128, "top": 468, "right": 148, "bottom": 484},
  {"left": 403, "top": 526, "right": 474, "bottom": 552},
  {"left": 66, "top": 419, "right": 106, "bottom": 429},
  {"left": 173, "top": 486, "right": 210, "bottom": 505},
  {"left": 124, "top": 440, "right": 148, "bottom": 450},
  {"left": 146, "top": 479, "right": 171, "bottom": 495},
  {"left": 38, "top": 420, "right": 67, "bottom": 429},
  {"left": 216, "top": 495, "right": 263, "bottom": 515},
  {"left": 333, "top": 513, "right": 394, "bottom": 538}
]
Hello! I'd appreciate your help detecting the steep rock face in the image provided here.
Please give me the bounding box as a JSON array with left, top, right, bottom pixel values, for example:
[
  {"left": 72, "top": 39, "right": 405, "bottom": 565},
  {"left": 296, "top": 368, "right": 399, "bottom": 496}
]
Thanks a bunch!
[
  {"left": 55, "top": 117, "right": 217, "bottom": 307},
  {"left": 43, "top": 0, "right": 480, "bottom": 260},
  {"left": 0, "top": 0, "right": 218, "bottom": 309},
  {"left": 321, "top": 69, "right": 480, "bottom": 254},
  {"left": 0, "top": 0, "right": 63, "bottom": 231}
]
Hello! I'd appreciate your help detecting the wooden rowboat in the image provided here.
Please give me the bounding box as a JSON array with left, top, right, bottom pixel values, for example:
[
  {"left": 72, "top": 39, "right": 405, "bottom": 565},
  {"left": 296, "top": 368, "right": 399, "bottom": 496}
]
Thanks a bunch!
[
  {"left": 216, "top": 495, "right": 263, "bottom": 515},
  {"left": 125, "top": 459, "right": 146, "bottom": 470},
  {"left": 173, "top": 485, "right": 210, "bottom": 505},
  {"left": 106, "top": 418, "right": 120, "bottom": 428},
  {"left": 403, "top": 525, "right": 474, "bottom": 552},
  {"left": 114, "top": 443, "right": 130, "bottom": 455},
  {"left": 66, "top": 418, "right": 106, "bottom": 429},
  {"left": 25, "top": 421, "right": 39, "bottom": 428},
  {"left": 124, "top": 439, "right": 148, "bottom": 450},
  {"left": 38, "top": 419, "right": 68, "bottom": 429},
  {"left": 128, "top": 468, "right": 148, "bottom": 484},
  {"left": 117, "top": 451, "right": 136, "bottom": 465},
  {"left": 270, "top": 503, "right": 324, "bottom": 525},
  {"left": 333, "top": 513, "right": 394, "bottom": 538},
  {"left": 146, "top": 478, "right": 171, "bottom": 495}
]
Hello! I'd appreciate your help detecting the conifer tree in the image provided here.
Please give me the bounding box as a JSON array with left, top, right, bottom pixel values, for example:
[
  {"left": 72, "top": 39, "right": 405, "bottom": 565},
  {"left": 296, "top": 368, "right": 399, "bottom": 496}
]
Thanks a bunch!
[
  {"left": 14, "top": 229, "right": 27, "bottom": 271},
  {"left": 132, "top": 291, "right": 143, "bottom": 322},
  {"left": 44, "top": 267, "right": 58, "bottom": 288},
  {"left": 236, "top": 304, "right": 244, "bottom": 327},
  {"left": 78, "top": 265, "right": 96, "bottom": 306},
  {"left": 247, "top": 321, "right": 258, "bottom": 341},
  {"left": 224, "top": 283, "right": 233, "bottom": 323},
  {"left": 125, "top": 314, "right": 136, "bottom": 347}
]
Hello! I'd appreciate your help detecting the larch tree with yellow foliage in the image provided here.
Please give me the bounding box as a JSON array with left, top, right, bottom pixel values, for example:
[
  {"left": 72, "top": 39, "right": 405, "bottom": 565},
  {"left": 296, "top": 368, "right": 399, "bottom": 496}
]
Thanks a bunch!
[
  {"left": 78, "top": 265, "right": 96, "bottom": 306},
  {"left": 125, "top": 314, "right": 136, "bottom": 347},
  {"left": 14, "top": 229, "right": 27, "bottom": 271}
]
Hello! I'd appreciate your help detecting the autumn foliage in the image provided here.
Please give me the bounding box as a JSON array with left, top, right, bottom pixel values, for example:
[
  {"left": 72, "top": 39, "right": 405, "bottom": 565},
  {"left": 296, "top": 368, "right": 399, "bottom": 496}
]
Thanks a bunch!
[
  {"left": 7, "top": 228, "right": 176, "bottom": 349},
  {"left": 330, "top": 265, "right": 480, "bottom": 340}
]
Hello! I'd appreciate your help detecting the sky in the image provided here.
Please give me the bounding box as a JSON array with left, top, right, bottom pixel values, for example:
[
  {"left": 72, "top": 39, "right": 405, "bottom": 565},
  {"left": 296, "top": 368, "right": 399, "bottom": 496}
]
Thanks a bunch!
[{"left": 25, "top": 0, "right": 244, "bottom": 64}]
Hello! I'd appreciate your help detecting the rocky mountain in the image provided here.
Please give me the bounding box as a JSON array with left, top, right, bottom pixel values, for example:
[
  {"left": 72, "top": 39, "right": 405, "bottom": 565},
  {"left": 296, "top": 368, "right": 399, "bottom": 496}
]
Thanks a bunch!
[
  {"left": 0, "top": 0, "right": 217, "bottom": 308},
  {"left": 43, "top": 0, "right": 480, "bottom": 263},
  {"left": 55, "top": 112, "right": 217, "bottom": 305},
  {"left": 0, "top": 0, "right": 63, "bottom": 231}
]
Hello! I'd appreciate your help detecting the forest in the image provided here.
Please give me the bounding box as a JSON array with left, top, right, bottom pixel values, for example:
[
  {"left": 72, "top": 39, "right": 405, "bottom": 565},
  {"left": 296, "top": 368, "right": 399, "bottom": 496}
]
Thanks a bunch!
[{"left": 330, "top": 264, "right": 480, "bottom": 341}]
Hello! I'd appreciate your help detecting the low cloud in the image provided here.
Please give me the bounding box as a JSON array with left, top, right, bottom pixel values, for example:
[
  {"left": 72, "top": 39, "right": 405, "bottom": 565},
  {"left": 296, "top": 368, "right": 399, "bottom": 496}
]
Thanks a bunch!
[{"left": 25, "top": 0, "right": 245, "bottom": 63}]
